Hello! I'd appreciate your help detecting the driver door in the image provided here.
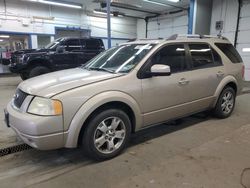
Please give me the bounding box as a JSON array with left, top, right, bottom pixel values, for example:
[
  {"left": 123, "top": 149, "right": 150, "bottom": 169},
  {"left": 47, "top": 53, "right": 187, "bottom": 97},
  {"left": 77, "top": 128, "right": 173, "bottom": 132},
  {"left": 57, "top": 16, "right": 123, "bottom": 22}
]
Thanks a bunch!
[
  {"left": 51, "top": 39, "right": 81, "bottom": 70},
  {"left": 141, "top": 44, "right": 192, "bottom": 126}
]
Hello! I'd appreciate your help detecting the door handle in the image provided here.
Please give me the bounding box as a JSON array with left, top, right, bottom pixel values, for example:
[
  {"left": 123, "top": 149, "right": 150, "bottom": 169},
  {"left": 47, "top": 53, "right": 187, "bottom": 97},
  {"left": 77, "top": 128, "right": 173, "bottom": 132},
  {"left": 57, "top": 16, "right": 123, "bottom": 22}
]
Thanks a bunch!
[
  {"left": 178, "top": 78, "right": 190, "bottom": 85},
  {"left": 216, "top": 71, "right": 224, "bottom": 77}
]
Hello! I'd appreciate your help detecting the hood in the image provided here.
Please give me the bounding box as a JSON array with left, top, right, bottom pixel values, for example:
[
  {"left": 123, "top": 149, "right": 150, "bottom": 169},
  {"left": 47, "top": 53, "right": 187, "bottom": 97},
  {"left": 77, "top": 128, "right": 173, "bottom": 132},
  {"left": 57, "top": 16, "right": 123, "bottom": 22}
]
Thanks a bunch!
[
  {"left": 18, "top": 68, "right": 122, "bottom": 98},
  {"left": 12, "top": 48, "right": 52, "bottom": 56}
]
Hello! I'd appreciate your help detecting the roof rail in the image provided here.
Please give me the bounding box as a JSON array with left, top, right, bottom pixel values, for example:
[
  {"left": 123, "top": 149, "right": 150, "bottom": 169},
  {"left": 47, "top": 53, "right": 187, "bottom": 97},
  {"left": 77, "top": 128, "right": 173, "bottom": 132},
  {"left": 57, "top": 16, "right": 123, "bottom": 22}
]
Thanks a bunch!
[{"left": 167, "top": 34, "right": 229, "bottom": 41}]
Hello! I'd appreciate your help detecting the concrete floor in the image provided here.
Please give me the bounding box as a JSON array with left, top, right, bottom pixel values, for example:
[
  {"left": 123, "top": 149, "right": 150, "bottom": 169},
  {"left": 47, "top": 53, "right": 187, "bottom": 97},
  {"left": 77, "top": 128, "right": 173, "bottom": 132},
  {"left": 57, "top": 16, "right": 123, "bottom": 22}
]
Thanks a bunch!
[{"left": 0, "top": 76, "right": 250, "bottom": 188}]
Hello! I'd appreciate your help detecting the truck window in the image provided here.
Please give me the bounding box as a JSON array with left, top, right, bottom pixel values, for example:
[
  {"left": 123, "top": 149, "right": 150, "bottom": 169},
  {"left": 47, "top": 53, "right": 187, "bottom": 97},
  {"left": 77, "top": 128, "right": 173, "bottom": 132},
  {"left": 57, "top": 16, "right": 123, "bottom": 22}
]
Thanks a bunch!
[
  {"left": 85, "top": 39, "right": 101, "bottom": 50},
  {"left": 65, "top": 39, "right": 81, "bottom": 51}
]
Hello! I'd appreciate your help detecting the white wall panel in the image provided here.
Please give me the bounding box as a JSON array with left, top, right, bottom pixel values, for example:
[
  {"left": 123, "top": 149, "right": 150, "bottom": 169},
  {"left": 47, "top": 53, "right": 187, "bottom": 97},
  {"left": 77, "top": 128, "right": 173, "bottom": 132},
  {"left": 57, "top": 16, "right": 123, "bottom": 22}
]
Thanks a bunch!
[
  {"left": 239, "top": 0, "right": 250, "bottom": 80},
  {"left": 210, "top": 0, "right": 238, "bottom": 44},
  {"left": 137, "top": 19, "right": 146, "bottom": 39},
  {"left": 0, "top": 0, "right": 136, "bottom": 43},
  {"left": 239, "top": 17, "right": 250, "bottom": 31},
  {"left": 147, "top": 12, "right": 188, "bottom": 39},
  {"left": 210, "top": 0, "right": 250, "bottom": 80}
]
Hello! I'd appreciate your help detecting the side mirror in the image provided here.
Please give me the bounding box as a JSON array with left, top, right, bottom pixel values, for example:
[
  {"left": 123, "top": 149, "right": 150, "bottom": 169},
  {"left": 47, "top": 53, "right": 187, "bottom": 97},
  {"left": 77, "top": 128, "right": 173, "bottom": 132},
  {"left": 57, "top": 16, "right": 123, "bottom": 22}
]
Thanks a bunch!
[
  {"left": 56, "top": 46, "right": 65, "bottom": 53},
  {"left": 150, "top": 64, "right": 171, "bottom": 76}
]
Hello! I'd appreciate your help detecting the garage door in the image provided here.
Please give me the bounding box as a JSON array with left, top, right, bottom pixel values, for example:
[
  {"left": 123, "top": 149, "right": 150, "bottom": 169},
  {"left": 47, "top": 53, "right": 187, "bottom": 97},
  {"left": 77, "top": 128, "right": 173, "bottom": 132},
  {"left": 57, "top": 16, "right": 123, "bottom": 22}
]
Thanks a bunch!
[{"left": 237, "top": 0, "right": 250, "bottom": 80}]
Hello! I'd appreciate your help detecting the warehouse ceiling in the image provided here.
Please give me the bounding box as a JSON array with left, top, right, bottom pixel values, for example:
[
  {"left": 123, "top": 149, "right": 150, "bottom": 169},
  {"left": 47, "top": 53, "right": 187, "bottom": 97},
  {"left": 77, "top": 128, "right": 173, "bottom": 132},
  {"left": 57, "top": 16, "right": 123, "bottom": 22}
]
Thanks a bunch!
[{"left": 55, "top": 0, "right": 190, "bottom": 18}]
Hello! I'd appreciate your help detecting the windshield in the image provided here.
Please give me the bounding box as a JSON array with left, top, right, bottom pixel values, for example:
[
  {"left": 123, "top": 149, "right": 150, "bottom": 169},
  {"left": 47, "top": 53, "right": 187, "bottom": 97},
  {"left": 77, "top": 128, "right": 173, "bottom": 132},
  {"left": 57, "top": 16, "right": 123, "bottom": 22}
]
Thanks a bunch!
[
  {"left": 84, "top": 43, "right": 156, "bottom": 73},
  {"left": 45, "top": 38, "right": 64, "bottom": 49}
]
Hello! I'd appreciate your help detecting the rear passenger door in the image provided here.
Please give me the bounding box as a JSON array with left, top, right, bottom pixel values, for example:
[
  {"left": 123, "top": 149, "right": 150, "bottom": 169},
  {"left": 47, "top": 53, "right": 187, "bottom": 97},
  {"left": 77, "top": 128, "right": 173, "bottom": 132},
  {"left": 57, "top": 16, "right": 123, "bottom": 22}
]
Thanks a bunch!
[{"left": 185, "top": 43, "right": 224, "bottom": 101}]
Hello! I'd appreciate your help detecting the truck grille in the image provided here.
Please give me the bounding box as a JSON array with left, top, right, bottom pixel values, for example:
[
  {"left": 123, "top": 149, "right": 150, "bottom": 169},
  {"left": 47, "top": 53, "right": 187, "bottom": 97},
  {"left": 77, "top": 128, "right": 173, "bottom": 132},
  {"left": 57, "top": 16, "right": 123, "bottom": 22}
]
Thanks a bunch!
[{"left": 13, "top": 89, "right": 28, "bottom": 108}]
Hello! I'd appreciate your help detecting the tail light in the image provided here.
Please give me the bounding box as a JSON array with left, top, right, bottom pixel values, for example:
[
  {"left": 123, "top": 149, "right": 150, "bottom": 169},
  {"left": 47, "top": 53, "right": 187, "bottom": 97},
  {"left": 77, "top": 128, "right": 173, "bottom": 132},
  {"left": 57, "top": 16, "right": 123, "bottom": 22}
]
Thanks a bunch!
[{"left": 242, "top": 65, "right": 245, "bottom": 78}]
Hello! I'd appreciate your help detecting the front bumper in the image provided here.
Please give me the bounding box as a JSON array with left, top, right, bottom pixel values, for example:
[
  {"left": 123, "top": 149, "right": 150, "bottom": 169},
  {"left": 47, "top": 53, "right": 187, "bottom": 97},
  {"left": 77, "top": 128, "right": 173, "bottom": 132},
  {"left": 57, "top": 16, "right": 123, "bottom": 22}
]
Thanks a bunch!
[
  {"left": 5, "top": 102, "right": 65, "bottom": 150},
  {"left": 9, "top": 63, "right": 26, "bottom": 73}
]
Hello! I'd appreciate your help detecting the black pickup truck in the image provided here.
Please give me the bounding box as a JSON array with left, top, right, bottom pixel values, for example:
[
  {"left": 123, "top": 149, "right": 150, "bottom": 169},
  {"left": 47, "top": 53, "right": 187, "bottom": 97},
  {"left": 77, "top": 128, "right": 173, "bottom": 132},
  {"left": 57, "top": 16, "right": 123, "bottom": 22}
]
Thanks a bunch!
[{"left": 9, "top": 37, "right": 105, "bottom": 80}]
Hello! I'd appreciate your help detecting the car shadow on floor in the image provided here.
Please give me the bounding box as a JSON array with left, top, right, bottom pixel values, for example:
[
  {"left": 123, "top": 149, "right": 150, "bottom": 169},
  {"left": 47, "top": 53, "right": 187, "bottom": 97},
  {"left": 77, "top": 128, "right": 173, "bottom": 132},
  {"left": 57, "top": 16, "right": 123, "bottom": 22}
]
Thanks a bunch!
[
  {"left": 0, "top": 112, "right": 215, "bottom": 186},
  {"left": 0, "top": 112, "right": 213, "bottom": 171},
  {"left": 129, "top": 112, "right": 211, "bottom": 146},
  {"left": 29, "top": 112, "right": 212, "bottom": 162}
]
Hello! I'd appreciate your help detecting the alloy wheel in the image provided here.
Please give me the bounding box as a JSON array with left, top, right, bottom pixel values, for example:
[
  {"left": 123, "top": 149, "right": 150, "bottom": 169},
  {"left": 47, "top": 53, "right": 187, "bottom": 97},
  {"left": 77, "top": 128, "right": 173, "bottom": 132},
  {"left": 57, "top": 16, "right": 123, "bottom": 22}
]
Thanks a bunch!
[
  {"left": 93, "top": 117, "right": 126, "bottom": 154},
  {"left": 221, "top": 91, "right": 234, "bottom": 114}
]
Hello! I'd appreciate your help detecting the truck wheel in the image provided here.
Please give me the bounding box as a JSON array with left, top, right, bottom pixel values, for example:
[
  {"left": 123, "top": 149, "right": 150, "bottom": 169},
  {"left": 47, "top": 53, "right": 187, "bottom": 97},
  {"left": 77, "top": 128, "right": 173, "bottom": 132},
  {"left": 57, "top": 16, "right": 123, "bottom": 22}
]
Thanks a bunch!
[
  {"left": 82, "top": 109, "right": 131, "bottom": 160},
  {"left": 29, "top": 66, "right": 50, "bottom": 78},
  {"left": 20, "top": 72, "right": 29, "bottom": 80},
  {"left": 213, "top": 86, "right": 236, "bottom": 119}
]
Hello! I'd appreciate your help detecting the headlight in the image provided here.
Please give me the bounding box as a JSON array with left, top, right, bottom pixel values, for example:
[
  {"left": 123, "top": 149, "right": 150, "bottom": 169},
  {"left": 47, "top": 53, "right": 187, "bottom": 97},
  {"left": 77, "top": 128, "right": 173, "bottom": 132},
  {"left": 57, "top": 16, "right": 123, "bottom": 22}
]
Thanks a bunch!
[
  {"left": 17, "top": 55, "right": 24, "bottom": 63},
  {"left": 27, "top": 97, "right": 62, "bottom": 116}
]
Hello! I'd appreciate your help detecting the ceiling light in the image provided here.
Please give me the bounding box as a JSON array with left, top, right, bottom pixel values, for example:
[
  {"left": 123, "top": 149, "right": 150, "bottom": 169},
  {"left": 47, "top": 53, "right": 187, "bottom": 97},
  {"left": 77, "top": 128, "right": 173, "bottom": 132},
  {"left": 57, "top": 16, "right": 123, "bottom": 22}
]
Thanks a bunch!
[
  {"left": 165, "top": 0, "right": 180, "bottom": 2},
  {"left": 93, "top": 10, "right": 124, "bottom": 17},
  {"left": 0, "top": 35, "right": 10, "bottom": 38},
  {"left": 93, "top": 10, "right": 107, "bottom": 15},
  {"left": 242, "top": 48, "right": 250, "bottom": 52},
  {"left": 0, "top": 39, "right": 3, "bottom": 42},
  {"left": 24, "top": 0, "right": 82, "bottom": 9},
  {"left": 143, "top": 0, "right": 169, "bottom": 6}
]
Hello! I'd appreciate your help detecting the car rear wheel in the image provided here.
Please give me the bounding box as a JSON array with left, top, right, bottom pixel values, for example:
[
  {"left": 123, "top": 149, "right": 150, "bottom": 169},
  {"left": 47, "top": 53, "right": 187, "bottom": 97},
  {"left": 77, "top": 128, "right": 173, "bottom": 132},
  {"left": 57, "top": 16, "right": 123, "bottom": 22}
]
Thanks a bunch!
[
  {"left": 82, "top": 109, "right": 131, "bottom": 160},
  {"left": 213, "top": 86, "right": 236, "bottom": 119},
  {"left": 29, "top": 66, "right": 50, "bottom": 78}
]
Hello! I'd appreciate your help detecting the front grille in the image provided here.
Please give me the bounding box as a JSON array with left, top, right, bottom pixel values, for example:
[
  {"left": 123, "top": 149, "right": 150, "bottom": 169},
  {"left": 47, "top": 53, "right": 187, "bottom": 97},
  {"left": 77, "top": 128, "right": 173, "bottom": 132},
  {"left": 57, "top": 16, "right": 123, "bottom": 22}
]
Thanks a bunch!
[
  {"left": 11, "top": 55, "right": 18, "bottom": 64},
  {"left": 13, "top": 89, "right": 28, "bottom": 108}
]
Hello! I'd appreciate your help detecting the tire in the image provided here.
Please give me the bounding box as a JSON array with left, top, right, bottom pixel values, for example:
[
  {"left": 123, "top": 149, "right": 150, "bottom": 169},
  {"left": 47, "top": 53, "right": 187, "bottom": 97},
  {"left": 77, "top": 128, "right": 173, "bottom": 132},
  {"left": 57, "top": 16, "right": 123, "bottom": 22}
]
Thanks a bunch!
[
  {"left": 82, "top": 109, "right": 131, "bottom": 160},
  {"left": 213, "top": 86, "right": 236, "bottom": 119},
  {"left": 29, "top": 66, "right": 50, "bottom": 78},
  {"left": 20, "top": 72, "right": 29, "bottom": 80}
]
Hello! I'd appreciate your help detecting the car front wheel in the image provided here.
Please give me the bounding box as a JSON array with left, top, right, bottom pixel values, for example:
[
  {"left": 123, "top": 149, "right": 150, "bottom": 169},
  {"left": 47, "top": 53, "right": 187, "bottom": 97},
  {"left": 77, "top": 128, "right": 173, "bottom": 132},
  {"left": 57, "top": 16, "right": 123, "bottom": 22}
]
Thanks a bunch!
[{"left": 82, "top": 109, "right": 131, "bottom": 160}]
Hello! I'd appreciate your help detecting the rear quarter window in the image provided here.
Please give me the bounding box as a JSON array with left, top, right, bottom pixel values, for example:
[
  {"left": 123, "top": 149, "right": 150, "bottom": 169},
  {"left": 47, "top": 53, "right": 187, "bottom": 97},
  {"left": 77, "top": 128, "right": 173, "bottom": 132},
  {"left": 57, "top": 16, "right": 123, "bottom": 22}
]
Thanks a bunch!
[
  {"left": 215, "top": 43, "right": 243, "bottom": 63},
  {"left": 85, "top": 39, "right": 102, "bottom": 50}
]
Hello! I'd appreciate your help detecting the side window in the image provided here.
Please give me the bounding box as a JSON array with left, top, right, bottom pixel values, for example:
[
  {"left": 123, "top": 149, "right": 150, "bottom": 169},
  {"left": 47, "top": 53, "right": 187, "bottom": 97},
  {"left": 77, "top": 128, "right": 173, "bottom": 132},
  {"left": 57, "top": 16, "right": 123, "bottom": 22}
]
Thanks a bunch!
[
  {"left": 151, "top": 44, "right": 187, "bottom": 73},
  {"left": 80, "top": 39, "right": 86, "bottom": 48},
  {"left": 189, "top": 44, "right": 214, "bottom": 69},
  {"left": 211, "top": 48, "right": 223, "bottom": 66},
  {"left": 215, "top": 43, "right": 243, "bottom": 63},
  {"left": 64, "top": 39, "right": 81, "bottom": 51},
  {"left": 85, "top": 39, "right": 101, "bottom": 50}
]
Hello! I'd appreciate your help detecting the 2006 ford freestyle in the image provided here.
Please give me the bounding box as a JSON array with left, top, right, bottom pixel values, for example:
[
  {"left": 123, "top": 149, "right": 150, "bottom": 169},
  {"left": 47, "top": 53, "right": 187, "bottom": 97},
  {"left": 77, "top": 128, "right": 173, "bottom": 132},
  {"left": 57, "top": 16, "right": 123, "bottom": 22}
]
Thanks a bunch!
[{"left": 4, "top": 34, "right": 244, "bottom": 160}]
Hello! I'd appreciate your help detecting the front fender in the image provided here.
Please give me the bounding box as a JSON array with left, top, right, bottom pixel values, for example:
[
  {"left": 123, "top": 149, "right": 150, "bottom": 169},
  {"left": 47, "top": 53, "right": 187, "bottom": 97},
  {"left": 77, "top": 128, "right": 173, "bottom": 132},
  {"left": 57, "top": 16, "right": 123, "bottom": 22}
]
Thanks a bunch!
[
  {"left": 64, "top": 91, "right": 142, "bottom": 148},
  {"left": 212, "top": 75, "right": 238, "bottom": 107}
]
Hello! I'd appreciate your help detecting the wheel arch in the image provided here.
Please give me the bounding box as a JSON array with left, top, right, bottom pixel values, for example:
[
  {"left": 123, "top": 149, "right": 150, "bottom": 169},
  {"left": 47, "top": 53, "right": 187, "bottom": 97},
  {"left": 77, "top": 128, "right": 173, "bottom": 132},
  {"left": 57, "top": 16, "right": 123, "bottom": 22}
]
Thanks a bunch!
[
  {"left": 64, "top": 91, "right": 142, "bottom": 148},
  {"left": 212, "top": 75, "right": 238, "bottom": 107},
  {"left": 27, "top": 58, "right": 52, "bottom": 70}
]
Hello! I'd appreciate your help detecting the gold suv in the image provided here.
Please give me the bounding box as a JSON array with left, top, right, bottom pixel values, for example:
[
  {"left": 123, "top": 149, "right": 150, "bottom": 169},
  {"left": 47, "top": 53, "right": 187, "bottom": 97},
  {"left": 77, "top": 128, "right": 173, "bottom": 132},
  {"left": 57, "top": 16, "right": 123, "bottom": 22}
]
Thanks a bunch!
[{"left": 4, "top": 34, "right": 245, "bottom": 160}]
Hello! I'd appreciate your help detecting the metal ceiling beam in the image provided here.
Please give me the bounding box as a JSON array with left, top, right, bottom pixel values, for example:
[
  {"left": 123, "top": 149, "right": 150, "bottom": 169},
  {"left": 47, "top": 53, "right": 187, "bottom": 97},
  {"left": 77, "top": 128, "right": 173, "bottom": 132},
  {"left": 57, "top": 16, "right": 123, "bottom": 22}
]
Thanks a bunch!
[
  {"left": 234, "top": 0, "right": 242, "bottom": 47},
  {"left": 144, "top": 0, "right": 188, "bottom": 10},
  {"left": 106, "top": 0, "right": 111, "bottom": 48},
  {"left": 111, "top": 2, "right": 160, "bottom": 16}
]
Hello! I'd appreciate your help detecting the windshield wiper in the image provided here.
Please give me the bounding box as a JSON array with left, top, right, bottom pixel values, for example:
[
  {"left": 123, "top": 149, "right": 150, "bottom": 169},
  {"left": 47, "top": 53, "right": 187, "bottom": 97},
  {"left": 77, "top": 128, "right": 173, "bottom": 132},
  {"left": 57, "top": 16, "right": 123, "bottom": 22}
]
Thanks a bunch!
[{"left": 87, "top": 67, "right": 115, "bottom": 74}]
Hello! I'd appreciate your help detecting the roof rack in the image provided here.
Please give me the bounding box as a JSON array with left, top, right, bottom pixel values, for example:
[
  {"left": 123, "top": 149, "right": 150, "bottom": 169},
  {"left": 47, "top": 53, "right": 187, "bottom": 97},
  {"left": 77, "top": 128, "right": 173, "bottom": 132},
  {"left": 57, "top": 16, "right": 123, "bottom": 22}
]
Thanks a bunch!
[{"left": 167, "top": 34, "right": 229, "bottom": 41}]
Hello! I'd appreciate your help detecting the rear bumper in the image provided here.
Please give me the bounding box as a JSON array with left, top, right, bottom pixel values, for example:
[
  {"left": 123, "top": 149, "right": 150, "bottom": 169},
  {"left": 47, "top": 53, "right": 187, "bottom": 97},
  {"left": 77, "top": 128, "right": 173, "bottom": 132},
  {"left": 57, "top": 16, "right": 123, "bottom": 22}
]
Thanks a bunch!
[{"left": 6, "top": 102, "right": 65, "bottom": 150}]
